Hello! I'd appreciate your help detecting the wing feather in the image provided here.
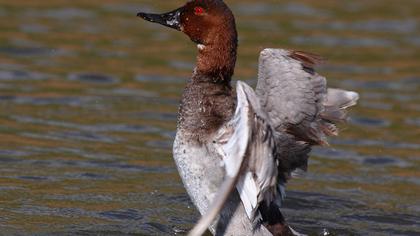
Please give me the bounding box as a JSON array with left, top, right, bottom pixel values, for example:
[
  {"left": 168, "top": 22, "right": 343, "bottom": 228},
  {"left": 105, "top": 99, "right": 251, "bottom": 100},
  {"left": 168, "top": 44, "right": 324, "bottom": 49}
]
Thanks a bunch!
[
  {"left": 216, "top": 82, "right": 311, "bottom": 222},
  {"left": 256, "top": 48, "right": 359, "bottom": 145},
  {"left": 228, "top": 81, "right": 278, "bottom": 221}
]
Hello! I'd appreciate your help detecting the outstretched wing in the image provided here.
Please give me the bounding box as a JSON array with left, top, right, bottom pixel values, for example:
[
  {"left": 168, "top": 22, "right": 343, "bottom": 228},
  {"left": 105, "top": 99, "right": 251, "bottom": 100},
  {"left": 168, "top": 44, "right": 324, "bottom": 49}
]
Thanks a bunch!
[
  {"left": 221, "top": 81, "right": 279, "bottom": 220},
  {"left": 233, "top": 48, "right": 359, "bottom": 224},
  {"left": 189, "top": 50, "right": 359, "bottom": 236},
  {"left": 215, "top": 81, "right": 310, "bottom": 226},
  {"left": 256, "top": 49, "right": 359, "bottom": 146}
]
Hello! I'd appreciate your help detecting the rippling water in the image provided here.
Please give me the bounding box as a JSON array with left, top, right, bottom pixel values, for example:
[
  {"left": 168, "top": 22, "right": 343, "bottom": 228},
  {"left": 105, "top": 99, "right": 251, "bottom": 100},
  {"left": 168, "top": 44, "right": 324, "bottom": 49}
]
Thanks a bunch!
[{"left": 0, "top": 0, "right": 419, "bottom": 235}]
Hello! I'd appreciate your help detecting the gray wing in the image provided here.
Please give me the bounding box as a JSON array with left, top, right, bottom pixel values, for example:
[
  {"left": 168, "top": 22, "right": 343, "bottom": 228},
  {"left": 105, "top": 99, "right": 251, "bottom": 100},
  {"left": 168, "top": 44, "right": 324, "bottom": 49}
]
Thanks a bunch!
[
  {"left": 256, "top": 49, "right": 359, "bottom": 146},
  {"left": 217, "top": 81, "right": 310, "bottom": 225},
  {"left": 189, "top": 50, "right": 359, "bottom": 235}
]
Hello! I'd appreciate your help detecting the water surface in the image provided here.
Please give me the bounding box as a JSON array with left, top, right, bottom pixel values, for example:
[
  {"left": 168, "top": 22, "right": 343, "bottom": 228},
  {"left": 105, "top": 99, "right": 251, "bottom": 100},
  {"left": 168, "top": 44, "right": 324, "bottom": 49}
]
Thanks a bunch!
[{"left": 0, "top": 0, "right": 419, "bottom": 235}]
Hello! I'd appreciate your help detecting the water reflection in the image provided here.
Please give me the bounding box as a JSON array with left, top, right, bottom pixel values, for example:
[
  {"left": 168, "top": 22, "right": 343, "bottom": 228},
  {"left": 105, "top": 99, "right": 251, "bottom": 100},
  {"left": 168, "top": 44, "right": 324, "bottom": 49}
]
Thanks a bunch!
[{"left": 68, "top": 73, "right": 120, "bottom": 84}]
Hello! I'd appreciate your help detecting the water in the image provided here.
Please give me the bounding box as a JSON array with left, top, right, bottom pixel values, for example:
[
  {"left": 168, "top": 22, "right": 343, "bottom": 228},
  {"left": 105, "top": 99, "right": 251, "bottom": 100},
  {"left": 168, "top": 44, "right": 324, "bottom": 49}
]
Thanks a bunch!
[{"left": 0, "top": 0, "right": 419, "bottom": 235}]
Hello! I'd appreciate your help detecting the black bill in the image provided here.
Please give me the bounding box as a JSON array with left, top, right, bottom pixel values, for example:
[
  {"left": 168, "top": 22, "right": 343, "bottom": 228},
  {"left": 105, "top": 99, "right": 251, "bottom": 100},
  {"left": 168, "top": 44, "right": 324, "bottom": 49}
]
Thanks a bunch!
[{"left": 137, "top": 7, "right": 183, "bottom": 31}]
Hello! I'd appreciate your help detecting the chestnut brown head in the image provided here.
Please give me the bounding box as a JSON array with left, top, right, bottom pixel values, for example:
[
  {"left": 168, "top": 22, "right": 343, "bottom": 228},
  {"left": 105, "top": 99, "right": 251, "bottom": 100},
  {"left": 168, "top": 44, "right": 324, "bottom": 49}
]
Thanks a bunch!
[
  {"left": 138, "top": 0, "right": 238, "bottom": 80},
  {"left": 137, "top": 0, "right": 236, "bottom": 46}
]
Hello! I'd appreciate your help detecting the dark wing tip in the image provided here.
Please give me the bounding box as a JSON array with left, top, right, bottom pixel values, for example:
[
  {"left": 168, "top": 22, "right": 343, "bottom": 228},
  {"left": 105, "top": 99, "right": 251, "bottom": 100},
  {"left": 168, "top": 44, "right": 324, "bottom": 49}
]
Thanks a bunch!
[{"left": 289, "top": 50, "right": 326, "bottom": 74}]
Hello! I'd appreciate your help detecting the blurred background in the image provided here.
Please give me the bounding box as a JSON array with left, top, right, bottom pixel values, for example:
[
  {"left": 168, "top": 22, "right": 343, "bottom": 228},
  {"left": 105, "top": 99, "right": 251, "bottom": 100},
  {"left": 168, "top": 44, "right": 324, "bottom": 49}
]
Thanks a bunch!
[{"left": 0, "top": 0, "right": 419, "bottom": 235}]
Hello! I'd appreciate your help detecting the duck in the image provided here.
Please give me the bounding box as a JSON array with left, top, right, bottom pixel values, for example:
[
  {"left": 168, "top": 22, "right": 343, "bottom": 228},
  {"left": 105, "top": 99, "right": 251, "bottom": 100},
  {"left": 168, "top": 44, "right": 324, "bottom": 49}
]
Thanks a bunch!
[{"left": 137, "top": 1, "right": 359, "bottom": 236}]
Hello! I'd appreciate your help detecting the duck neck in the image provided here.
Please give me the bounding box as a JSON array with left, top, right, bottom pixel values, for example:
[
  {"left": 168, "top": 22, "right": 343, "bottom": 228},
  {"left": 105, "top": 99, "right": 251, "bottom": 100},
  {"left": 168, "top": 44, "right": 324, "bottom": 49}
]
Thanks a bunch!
[
  {"left": 195, "top": 28, "right": 238, "bottom": 83},
  {"left": 178, "top": 33, "right": 237, "bottom": 142},
  {"left": 177, "top": 23, "right": 238, "bottom": 142}
]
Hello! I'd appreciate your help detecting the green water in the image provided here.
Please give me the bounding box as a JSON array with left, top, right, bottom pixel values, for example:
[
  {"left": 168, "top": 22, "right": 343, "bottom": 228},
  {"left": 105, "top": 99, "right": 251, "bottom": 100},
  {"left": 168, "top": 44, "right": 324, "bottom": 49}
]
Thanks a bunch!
[{"left": 0, "top": 0, "right": 419, "bottom": 235}]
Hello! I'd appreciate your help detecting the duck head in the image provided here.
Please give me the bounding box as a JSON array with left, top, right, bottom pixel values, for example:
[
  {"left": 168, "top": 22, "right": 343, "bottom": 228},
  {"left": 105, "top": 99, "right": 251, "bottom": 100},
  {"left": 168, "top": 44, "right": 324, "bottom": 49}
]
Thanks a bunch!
[{"left": 138, "top": 0, "right": 238, "bottom": 81}]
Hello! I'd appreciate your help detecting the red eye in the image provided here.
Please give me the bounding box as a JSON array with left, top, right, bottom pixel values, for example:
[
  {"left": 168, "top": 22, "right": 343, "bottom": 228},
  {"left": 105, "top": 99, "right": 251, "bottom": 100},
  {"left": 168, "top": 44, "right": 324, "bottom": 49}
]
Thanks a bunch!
[{"left": 194, "top": 6, "right": 205, "bottom": 15}]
